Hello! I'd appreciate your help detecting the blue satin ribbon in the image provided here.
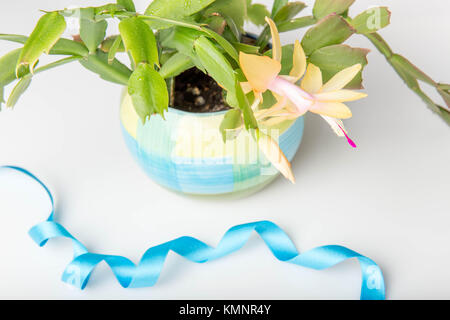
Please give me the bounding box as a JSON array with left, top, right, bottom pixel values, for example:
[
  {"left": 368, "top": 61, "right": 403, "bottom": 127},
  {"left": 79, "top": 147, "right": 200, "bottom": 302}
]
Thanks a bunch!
[{"left": 1, "top": 165, "right": 385, "bottom": 299}]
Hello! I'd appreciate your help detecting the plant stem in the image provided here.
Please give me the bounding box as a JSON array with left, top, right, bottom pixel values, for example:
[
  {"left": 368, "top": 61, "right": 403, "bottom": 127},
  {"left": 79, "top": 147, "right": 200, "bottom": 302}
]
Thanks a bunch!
[
  {"left": 365, "top": 32, "right": 450, "bottom": 125},
  {"left": 33, "top": 56, "right": 82, "bottom": 74},
  {"left": 80, "top": 53, "right": 131, "bottom": 85},
  {"left": 114, "top": 13, "right": 239, "bottom": 63},
  {"left": 256, "top": 16, "right": 316, "bottom": 52},
  {"left": 133, "top": 14, "right": 204, "bottom": 31},
  {"left": 277, "top": 16, "right": 317, "bottom": 32}
]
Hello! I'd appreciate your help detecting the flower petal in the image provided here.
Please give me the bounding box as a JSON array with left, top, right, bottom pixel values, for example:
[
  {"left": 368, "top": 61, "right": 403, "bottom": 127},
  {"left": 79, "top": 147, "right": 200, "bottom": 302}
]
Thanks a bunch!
[
  {"left": 320, "top": 115, "right": 357, "bottom": 148},
  {"left": 257, "top": 130, "right": 295, "bottom": 183},
  {"left": 255, "top": 97, "right": 287, "bottom": 119},
  {"left": 268, "top": 76, "right": 314, "bottom": 115},
  {"left": 284, "top": 100, "right": 299, "bottom": 113},
  {"left": 301, "top": 63, "right": 322, "bottom": 94},
  {"left": 289, "top": 40, "right": 306, "bottom": 82},
  {"left": 278, "top": 75, "right": 297, "bottom": 82},
  {"left": 265, "top": 17, "right": 281, "bottom": 62},
  {"left": 262, "top": 114, "right": 298, "bottom": 127},
  {"left": 271, "top": 92, "right": 302, "bottom": 114},
  {"left": 250, "top": 95, "right": 262, "bottom": 110},
  {"left": 239, "top": 52, "right": 281, "bottom": 92},
  {"left": 314, "top": 90, "right": 367, "bottom": 102},
  {"left": 240, "top": 81, "right": 252, "bottom": 94},
  {"left": 321, "top": 64, "right": 362, "bottom": 92},
  {"left": 320, "top": 115, "right": 346, "bottom": 137},
  {"left": 309, "top": 101, "right": 352, "bottom": 119}
]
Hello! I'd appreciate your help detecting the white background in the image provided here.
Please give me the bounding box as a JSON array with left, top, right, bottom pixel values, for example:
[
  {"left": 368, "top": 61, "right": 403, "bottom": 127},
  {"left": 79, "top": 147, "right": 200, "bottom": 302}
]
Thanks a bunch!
[{"left": 0, "top": 0, "right": 449, "bottom": 299}]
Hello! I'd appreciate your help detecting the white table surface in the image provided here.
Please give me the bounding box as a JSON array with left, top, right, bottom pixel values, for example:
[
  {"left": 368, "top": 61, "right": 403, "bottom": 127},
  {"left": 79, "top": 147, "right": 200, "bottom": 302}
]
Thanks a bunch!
[{"left": 0, "top": 0, "right": 449, "bottom": 300}]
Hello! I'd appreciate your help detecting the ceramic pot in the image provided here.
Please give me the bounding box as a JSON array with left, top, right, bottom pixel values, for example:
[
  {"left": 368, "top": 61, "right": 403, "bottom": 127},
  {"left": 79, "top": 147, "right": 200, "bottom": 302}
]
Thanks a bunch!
[{"left": 120, "top": 93, "right": 304, "bottom": 196}]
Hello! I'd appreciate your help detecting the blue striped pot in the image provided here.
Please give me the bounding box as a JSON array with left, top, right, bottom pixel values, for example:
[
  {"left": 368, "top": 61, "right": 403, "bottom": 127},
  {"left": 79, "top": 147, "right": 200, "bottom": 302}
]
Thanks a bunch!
[{"left": 120, "top": 93, "right": 304, "bottom": 196}]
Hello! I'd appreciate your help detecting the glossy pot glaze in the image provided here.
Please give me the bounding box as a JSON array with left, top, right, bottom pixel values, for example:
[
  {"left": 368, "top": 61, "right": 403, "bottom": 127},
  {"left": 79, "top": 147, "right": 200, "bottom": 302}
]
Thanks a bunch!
[{"left": 120, "top": 93, "right": 304, "bottom": 195}]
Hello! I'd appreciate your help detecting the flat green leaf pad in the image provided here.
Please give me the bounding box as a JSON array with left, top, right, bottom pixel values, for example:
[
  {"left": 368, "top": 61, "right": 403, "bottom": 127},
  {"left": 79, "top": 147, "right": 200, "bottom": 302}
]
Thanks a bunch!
[
  {"left": 128, "top": 63, "right": 168, "bottom": 122},
  {"left": 16, "top": 12, "right": 66, "bottom": 77},
  {"left": 119, "top": 17, "right": 159, "bottom": 66},
  {"left": 350, "top": 7, "right": 391, "bottom": 34},
  {"left": 301, "top": 13, "right": 354, "bottom": 55},
  {"left": 313, "top": 0, "right": 355, "bottom": 20},
  {"left": 309, "top": 44, "right": 369, "bottom": 89}
]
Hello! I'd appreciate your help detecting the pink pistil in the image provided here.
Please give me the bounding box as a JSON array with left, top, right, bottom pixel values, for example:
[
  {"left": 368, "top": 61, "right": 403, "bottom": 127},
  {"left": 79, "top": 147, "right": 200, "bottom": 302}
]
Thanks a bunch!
[{"left": 338, "top": 124, "right": 357, "bottom": 148}]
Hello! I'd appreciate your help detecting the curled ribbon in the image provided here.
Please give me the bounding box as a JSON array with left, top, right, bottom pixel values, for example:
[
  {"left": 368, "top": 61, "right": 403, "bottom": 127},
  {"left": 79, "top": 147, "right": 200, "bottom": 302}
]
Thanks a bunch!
[{"left": 1, "top": 166, "right": 385, "bottom": 300}]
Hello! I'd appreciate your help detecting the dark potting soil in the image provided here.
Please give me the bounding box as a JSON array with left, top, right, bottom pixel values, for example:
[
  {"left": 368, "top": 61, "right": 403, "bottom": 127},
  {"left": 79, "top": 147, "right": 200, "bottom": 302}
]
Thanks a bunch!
[
  {"left": 172, "top": 67, "right": 231, "bottom": 113},
  {"left": 171, "top": 35, "right": 263, "bottom": 113}
]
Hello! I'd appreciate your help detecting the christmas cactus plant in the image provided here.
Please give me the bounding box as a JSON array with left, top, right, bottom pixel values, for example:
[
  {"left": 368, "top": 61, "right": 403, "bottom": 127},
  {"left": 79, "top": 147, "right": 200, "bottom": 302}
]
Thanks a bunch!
[{"left": 0, "top": 0, "right": 448, "bottom": 182}]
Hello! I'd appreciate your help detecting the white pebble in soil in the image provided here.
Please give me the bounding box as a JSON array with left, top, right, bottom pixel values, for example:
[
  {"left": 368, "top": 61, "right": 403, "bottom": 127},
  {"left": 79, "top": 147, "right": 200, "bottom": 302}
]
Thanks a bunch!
[{"left": 195, "top": 96, "right": 206, "bottom": 106}]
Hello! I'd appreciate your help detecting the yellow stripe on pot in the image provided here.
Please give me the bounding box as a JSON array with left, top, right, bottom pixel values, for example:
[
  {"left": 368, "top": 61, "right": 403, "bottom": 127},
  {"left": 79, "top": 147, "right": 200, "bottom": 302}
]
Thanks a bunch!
[
  {"left": 173, "top": 113, "right": 231, "bottom": 159},
  {"left": 120, "top": 93, "right": 139, "bottom": 139}
]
